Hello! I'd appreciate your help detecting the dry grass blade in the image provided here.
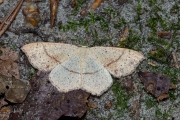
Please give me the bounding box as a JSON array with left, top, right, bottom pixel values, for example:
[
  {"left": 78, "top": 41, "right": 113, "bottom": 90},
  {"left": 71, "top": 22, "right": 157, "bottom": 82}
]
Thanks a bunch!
[
  {"left": 172, "top": 52, "right": 179, "bottom": 68},
  {"left": 0, "top": 0, "right": 24, "bottom": 36}
]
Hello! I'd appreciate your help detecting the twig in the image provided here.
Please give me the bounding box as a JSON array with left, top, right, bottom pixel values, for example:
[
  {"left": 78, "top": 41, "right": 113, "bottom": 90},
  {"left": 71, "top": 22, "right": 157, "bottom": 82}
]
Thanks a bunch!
[{"left": 0, "top": 0, "right": 24, "bottom": 36}]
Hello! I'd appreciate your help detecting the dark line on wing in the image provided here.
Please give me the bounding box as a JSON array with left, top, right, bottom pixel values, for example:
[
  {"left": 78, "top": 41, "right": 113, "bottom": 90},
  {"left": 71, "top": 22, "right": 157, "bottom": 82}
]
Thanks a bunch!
[
  {"left": 105, "top": 50, "right": 125, "bottom": 67},
  {"left": 42, "top": 44, "right": 61, "bottom": 64},
  {"left": 62, "top": 66, "right": 80, "bottom": 74},
  {"left": 62, "top": 66, "right": 101, "bottom": 75},
  {"left": 83, "top": 70, "right": 99, "bottom": 74}
]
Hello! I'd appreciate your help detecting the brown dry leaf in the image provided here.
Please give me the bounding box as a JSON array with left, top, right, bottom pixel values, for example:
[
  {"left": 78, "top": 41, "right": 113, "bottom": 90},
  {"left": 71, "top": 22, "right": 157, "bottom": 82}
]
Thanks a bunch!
[
  {"left": 22, "top": 1, "right": 41, "bottom": 28},
  {"left": 129, "top": 100, "right": 140, "bottom": 119},
  {"left": 0, "top": 47, "right": 20, "bottom": 79},
  {"left": 71, "top": 0, "right": 76, "bottom": 8},
  {"left": 0, "top": 98, "right": 8, "bottom": 109},
  {"left": 0, "top": 47, "right": 18, "bottom": 61},
  {"left": 170, "top": 84, "right": 176, "bottom": 89},
  {"left": 5, "top": 78, "right": 31, "bottom": 103},
  {"left": 50, "top": 0, "right": 60, "bottom": 28},
  {"left": 172, "top": 53, "right": 179, "bottom": 69},
  {"left": 0, "top": 0, "right": 3, "bottom": 4},
  {"left": 89, "top": 0, "right": 104, "bottom": 10},
  {"left": 0, "top": 106, "right": 12, "bottom": 120},
  {"left": 138, "top": 71, "right": 173, "bottom": 101},
  {"left": 104, "top": 101, "right": 112, "bottom": 109},
  {"left": 120, "top": 26, "right": 129, "bottom": 41},
  {"left": 87, "top": 102, "right": 98, "bottom": 108},
  {"left": 80, "top": 10, "right": 87, "bottom": 16},
  {"left": 158, "top": 31, "right": 171, "bottom": 39},
  {"left": 157, "top": 93, "right": 169, "bottom": 101},
  {"left": 9, "top": 71, "right": 89, "bottom": 119},
  {"left": 0, "top": 74, "right": 31, "bottom": 103},
  {"left": 122, "top": 78, "right": 134, "bottom": 92}
]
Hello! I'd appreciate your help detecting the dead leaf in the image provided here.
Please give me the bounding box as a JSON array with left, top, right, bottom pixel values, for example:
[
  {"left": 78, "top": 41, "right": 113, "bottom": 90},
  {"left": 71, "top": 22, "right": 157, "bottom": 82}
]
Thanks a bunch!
[
  {"left": 120, "top": 26, "right": 129, "bottom": 41},
  {"left": 5, "top": 78, "right": 31, "bottom": 103},
  {"left": 0, "top": 0, "right": 3, "bottom": 4},
  {"left": 87, "top": 102, "right": 98, "bottom": 108},
  {"left": 0, "top": 106, "right": 12, "bottom": 120},
  {"left": 0, "top": 47, "right": 20, "bottom": 79},
  {"left": 50, "top": 0, "right": 60, "bottom": 28},
  {"left": 129, "top": 100, "right": 139, "bottom": 119},
  {"left": 71, "top": 0, "right": 76, "bottom": 8},
  {"left": 158, "top": 31, "right": 171, "bottom": 39},
  {"left": 89, "top": 0, "right": 104, "bottom": 10},
  {"left": 122, "top": 78, "right": 134, "bottom": 92},
  {"left": 138, "top": 71, "right": 172, "bottom": 100},
  {"left": 170, "top": 84, "right": 176, "bottom": 89},
  {"left": 9, "top": 71, "right": 89, "bottom": 119},
  {"left": 22, "top": 1, "right": 41, "bottom": 28},
  {"left": 0, "top": 47, "right": 18, "bottom": 61},
  {"left": 0, "top": 98, "right": 8, "bottom": 109},
  {"left": 80, "top": 10, "right": 87, "bottom": 16},
  {"left": 157, "top": 93, "right": 169, "bottom": 101},
  {"left": 0, "top": 74, "right": 31, "bottom": 103},
  {"left": 104, "top": 101, "right": 112, "bottom": 109},
  {"left": 172, "top": 53, "right": 179, "bottom": 68}
]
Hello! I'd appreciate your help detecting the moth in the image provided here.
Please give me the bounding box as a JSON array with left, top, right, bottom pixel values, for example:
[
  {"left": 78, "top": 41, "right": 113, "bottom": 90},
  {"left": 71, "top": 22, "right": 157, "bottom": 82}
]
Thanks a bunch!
[{"left": 21, "top": 42, "right": 144, "bottom": 96}]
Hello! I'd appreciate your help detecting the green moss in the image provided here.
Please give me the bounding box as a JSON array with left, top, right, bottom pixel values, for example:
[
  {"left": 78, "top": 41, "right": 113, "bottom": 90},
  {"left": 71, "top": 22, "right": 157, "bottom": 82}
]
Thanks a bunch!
[
  {"left": 170, "top": 3, "right": 179, "bottom": 14},
  {"left": 118, "top": 29, "right": 142, "bottom": 50},
  {"left": 148, "top": 36, "right": 170, "bottom": 47},
  {"left": 111, "top": 81, "right": 132, "bottom": 117},
  {"left": 90, "top": 29, "right": 112, "bottom": 46},
  {"left": 148, "top": 0, "right": 157, "bottom": 7},
  {"left": 113, "top": 18, "right": 126, "bottom": 28},
  {"left": 104, "top": 6, "right": 116, "bottom": 17},
  {"left": 155, "top": 106, "right": 173, "bottom": 120},
  {"left": 147, "top": 17, "right": 158, "bottom": 35},
  {"left": 71, "top": 0, "right": 86, "bottom": 15},
  {"left": 59, "top": 11, "right": 111, "bottom": 31},
  {"left": 148, "top": 47, "right": 168, "bottom": 64},
  {"left": 144, "top": 95, "right": 157, "bottom": 109},
  {"left": 28, "top": 67, "right": 36, "bottom": 79},
  {"left": 135, "top": 3, "right": 143, "bottom": 22}
]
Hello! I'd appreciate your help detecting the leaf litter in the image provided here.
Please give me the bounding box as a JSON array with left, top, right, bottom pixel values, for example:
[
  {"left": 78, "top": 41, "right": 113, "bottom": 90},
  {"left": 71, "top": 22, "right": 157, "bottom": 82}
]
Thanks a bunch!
[
  {"left": 138, "top": 71, "right": 175, "bottom": 101},
  {"left": 0, "top": 47, "right": 20, "bottom": 79},
  {"left": 0, "top": 48, "right": 30, "bottom": 120},
  {"left": 9, "top": 71, "right": 89, "bottom": 119},
  {"left": 0, "top": 47, "right": 30, "bottom": 103},
  {"left": 22, "top": 0, "right": 41, "bottom": 28}
]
